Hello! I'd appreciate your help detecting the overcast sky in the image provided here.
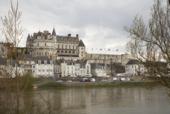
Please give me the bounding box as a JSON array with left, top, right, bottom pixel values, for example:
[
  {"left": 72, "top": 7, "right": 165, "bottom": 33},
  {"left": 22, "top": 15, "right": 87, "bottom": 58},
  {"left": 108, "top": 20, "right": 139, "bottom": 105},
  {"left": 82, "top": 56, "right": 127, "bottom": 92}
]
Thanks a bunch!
[{"left": 0, "top": 0, "right": 154, "bottom": 54}]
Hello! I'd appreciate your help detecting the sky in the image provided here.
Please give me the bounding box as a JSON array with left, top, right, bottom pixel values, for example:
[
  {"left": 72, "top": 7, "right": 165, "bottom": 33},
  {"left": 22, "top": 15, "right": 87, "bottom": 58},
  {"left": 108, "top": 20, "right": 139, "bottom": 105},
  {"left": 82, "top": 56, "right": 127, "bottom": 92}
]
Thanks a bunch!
[{"left": 0, "top": 0, "right": 154, "bottom": 54}]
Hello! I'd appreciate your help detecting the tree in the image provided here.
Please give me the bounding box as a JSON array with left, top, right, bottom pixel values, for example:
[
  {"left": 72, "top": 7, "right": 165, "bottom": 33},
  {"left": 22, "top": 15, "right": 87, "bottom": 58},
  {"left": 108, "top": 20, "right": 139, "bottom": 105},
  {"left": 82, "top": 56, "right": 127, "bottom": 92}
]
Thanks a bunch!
[
  {"left": 1, "top": 0, "right": 23, "bottom": 113},
  {"left": 126, "top": 0, "right": 170, "bottom": 86},
  {"left": 1, "top": 0, "right": 22, "bottom": 48}
]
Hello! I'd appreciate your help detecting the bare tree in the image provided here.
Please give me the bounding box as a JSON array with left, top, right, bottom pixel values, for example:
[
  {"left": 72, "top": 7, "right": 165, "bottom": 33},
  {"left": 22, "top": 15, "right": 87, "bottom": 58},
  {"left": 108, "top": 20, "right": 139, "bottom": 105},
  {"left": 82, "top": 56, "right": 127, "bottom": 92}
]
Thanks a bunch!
[
  {"left": 1, "top": 0, "right": 22, "bottom": 47},
  {"left": 1, "top": 0, "right": 23, "bottom": 113},
  {"left": 126, "top": 0, "right": 170, "bottom": 86}
]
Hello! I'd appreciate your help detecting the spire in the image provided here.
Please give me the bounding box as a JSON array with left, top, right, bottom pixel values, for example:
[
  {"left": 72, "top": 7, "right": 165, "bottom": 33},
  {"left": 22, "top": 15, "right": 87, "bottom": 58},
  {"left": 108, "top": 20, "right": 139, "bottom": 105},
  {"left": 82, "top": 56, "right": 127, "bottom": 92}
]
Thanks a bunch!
[
  {"left": 52, "top": 28, "right": 56, "bottom": 36},
  {"left": 78, "top": 40, "right": 85, "bottom": 47},
  {"left": 27, "top": 34, "right": 31, "bottom": 40}
]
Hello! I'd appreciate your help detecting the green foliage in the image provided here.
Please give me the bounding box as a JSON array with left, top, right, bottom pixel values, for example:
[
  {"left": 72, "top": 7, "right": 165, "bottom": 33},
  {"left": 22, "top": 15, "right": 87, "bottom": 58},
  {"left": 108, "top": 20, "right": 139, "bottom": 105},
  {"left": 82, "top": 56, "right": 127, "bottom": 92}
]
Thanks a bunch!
[{"left": 20, "top": 72, "right": 35, "bottom": 90}]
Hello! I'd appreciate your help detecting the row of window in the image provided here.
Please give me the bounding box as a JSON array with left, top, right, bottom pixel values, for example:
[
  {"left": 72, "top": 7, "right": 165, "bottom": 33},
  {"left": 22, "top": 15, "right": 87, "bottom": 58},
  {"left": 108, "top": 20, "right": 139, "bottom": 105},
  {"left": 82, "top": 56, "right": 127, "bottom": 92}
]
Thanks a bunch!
[
  {"left": 57, "top": 50, "right": 76, "bottom": 54},
  {"left": 35, "top": 42, "right": 77, "bottom": 50},
  {"left": 57, "top": 44, "right": 77, "bottom": 49},
  {"left": 35, "top": 52, "right": 51, "bottom": 56},
  {"left": 38, "top": 69, "right": 53, "bottom": 72},
  {"left": 34, "top": 50, "right": 78, "bottom": 56},
  {"left": 37, "top": 60, "right": 53, "bottom": 64}
]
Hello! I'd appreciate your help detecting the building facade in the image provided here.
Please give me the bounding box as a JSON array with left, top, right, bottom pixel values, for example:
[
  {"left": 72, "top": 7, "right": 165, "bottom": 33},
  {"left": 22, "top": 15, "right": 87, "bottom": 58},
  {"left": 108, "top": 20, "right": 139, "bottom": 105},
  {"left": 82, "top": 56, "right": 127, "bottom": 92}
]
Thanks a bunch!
[
  {"left": 60, "top": 60, "right": 91, "bottom": 77},
  {"left": 26, "top": 29, "right": 86, "bottom": 60},
  {"left": 125, "top": 59, "right": 145, "bottom": 76}
]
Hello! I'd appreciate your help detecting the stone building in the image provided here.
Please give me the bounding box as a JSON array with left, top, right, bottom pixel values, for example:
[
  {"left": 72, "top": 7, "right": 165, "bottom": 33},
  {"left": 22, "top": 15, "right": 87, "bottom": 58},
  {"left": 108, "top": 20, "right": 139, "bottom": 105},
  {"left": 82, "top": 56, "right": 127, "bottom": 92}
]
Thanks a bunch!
[
  {"left": 26, "top": 29, "right": 86, "bottom": 60},
  {"left": 0, "top": 42, "right": 13, "bottom": 58},
  {"left": 86, "top": 53, "right": 130, "bottom": 65}
]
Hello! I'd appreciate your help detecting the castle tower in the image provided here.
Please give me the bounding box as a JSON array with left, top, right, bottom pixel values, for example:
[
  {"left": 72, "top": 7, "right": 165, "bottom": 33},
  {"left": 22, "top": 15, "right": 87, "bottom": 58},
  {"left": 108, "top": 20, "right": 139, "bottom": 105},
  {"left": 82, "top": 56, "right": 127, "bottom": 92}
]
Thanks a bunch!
[
  {"left": 52, "top": 28, "right": 56, "bottom": 36},
  {"left": 78, "top": 40, "right": 86, "bottom": 59}
]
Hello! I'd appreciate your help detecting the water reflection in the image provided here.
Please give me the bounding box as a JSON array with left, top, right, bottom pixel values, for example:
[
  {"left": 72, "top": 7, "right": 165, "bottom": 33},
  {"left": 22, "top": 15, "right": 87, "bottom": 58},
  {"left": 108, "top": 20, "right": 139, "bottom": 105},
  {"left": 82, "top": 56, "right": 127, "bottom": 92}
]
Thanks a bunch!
[{"left": 0, "top": 86, "right": 170, "bottom": 114}]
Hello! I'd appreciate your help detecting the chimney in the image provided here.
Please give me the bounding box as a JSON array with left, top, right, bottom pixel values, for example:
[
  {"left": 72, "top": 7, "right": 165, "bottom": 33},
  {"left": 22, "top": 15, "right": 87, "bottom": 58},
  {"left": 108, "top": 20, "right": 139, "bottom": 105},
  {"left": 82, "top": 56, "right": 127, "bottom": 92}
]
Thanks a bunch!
[
  {"left": 76, "top": 34, "right": 79, "bottom": 38},
  {"left": 68, "top": 34, "right": 71, "bottom": 37}
]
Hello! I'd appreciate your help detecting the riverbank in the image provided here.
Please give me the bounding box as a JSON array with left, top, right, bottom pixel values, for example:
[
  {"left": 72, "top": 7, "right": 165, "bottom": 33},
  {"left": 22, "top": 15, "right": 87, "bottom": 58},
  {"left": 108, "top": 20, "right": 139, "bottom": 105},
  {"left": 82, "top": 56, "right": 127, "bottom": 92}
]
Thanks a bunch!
[{"left": 36, "top": 80, "right": 161, "bottom": 89}]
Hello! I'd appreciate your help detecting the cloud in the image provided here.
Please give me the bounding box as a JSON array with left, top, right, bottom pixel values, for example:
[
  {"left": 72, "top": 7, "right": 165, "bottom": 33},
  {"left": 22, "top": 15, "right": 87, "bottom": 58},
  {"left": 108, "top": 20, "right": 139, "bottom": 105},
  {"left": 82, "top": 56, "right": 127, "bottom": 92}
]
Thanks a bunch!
[{"left": 0, "top": 0, "right": 154, "bottom": 54}]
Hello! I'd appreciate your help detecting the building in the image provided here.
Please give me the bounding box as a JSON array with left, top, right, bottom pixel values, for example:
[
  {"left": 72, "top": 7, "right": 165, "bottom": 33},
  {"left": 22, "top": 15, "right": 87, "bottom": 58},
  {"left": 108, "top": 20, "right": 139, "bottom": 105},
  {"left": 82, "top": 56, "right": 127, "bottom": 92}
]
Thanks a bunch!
[
  {"left": 60, "top": 60, "right": 91, "bottom": 77},
  {"left": 0, "top": 28, "right": 133, "bottom": 78},
  {"left": 125, "top": 59, "right": 145, "bottom": 76},
  {"left": 32, "top": 56, "right": 54, "bottom": 78},
  {"left": 91, "top": 62, "right": 125, "bottom": 77},
  {"left": 0, "top": 42, "right": 13, "bottom": 58},
  {"left": 0, "top": 57, "right": 7, "bottom": 78},
  {"left": 86, "top": 53, "right": 130, "bottom": 65},
  {"left": 26, "top": 29, "right": 86, "bottom": 60}
]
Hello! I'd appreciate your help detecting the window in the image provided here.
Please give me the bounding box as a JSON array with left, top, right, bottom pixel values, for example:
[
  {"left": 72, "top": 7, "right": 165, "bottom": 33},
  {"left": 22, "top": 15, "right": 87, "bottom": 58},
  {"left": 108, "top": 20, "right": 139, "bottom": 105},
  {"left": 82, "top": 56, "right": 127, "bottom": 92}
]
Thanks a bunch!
[
  {"left": 44, "top": 60, "right": 47, "bottom": 64},
  {"left": 38, "top": 60, "right": 41, "bottom": 64},
  {"left": 45, "top": 52, "right": 47, "bottom": 56}
]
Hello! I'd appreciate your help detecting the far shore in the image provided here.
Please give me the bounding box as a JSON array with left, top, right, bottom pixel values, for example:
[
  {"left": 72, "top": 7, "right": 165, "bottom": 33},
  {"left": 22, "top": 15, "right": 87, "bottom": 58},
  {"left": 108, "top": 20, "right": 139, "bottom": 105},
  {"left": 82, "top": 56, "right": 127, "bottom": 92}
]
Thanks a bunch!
[{"left": 36, "top": 80, "right": 162, "bottom": 89}]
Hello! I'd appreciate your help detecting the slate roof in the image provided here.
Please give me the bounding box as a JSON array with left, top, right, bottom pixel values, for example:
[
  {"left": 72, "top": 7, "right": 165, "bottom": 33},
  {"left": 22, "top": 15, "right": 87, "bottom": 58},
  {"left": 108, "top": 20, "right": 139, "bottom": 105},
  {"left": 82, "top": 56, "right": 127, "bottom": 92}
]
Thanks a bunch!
[
  {"left": 56, "top": 35, "right": 79, "bottom": 42},
  {"left": 78, "top": 40, "right": 85, "bottom": 47},
  {"left": 126, "top": 59, "right": 140, "bottom": 65}
]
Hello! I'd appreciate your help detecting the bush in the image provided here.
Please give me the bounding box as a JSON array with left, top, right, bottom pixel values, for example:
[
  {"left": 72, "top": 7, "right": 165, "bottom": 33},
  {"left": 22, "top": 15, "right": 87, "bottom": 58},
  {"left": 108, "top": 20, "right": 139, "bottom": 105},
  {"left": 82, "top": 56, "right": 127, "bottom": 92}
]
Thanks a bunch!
[{"left": 20, "top": 72, "right": 35, "bottom": 90}]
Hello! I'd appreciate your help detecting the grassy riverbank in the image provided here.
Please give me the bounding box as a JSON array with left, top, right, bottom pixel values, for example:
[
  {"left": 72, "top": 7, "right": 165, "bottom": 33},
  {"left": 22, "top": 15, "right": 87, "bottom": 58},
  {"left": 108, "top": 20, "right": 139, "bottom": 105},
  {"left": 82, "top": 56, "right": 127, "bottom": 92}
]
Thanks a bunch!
[{"left": 37, "top": 80, "right": 161, "bottom": 89}]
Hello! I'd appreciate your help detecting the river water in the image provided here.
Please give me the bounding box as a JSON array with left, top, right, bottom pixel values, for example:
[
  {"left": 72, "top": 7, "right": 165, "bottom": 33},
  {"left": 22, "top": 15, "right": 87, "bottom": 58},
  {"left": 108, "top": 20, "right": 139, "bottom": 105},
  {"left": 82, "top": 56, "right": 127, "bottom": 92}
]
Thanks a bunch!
[{"left": 1, "top": 86, "right": 170, "bottom": 114}]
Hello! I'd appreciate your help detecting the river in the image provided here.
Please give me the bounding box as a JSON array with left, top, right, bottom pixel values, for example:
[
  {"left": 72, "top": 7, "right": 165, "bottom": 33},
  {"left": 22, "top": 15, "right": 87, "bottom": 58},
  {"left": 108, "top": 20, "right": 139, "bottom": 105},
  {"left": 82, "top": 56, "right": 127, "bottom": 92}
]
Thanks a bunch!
[{"left": 0, "top": 86, "right": 170, "bottom": 114}]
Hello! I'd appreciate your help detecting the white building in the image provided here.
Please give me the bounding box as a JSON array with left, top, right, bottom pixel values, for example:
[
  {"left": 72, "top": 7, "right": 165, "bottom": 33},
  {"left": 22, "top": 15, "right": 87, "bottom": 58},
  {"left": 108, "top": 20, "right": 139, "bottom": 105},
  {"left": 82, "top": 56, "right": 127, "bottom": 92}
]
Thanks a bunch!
[
  {"left": 91, "top": 63, "right": 109, "bottom": 77},
  {"left": 75, "top": 61, "right": 91, "bottom": 77},
  {"left": 32, "top": 57, "right": 54, "bottom": 78},
  {"left": 60, "top": 60, "right": 91, "bottom": 77},
  {"left": 0, "top": 58, "right": 25, "bottom": 78},
  {"left": 125, "top": 59, "right": 145, "bottom": 76}
]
